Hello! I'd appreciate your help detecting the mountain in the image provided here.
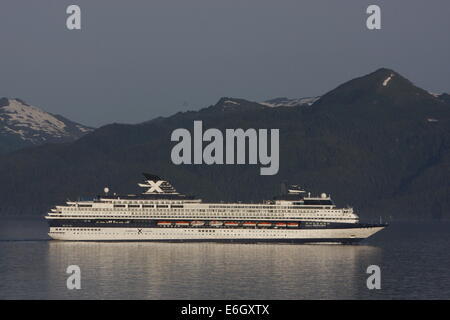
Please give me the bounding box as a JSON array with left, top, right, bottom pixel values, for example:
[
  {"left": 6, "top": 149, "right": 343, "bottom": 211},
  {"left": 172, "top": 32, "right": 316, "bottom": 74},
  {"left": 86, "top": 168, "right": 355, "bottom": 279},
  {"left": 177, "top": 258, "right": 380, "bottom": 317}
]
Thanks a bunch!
[
  {"left": 315, "top": 68, "right": 438, "bottom": 106},
  {"left": 0, "top": 98, "right": 93, "bottom": 154},
  {"left": 0, "top": 68, "right": 449, "bottom": 221}
]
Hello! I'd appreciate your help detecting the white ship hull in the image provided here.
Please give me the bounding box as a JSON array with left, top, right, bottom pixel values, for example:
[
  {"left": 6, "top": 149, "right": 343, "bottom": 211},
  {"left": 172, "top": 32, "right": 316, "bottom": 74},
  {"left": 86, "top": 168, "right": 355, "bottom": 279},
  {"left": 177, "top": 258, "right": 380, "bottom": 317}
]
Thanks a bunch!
[{"left": 48, "top": 226, "right": 385, "bottom": 243}]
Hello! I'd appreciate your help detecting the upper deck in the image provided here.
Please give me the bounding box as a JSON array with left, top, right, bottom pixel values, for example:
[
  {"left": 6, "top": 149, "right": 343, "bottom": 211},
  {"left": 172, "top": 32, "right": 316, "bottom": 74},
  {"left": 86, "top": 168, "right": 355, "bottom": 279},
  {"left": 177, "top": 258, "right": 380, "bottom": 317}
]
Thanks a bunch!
[{"left": 45, "top": 174, "right": 359, "bottom": 223}]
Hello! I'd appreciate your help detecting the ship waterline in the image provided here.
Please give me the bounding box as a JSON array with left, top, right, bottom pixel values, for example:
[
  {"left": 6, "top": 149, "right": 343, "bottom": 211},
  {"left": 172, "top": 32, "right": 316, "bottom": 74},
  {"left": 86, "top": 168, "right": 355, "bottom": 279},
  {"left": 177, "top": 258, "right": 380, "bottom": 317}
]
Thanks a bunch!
[
  {"left": 45, "top": 173, "right": 386, "bottom": 243},
  {"left": 48, "top": 225, "right": 385, "bottom": 242}
]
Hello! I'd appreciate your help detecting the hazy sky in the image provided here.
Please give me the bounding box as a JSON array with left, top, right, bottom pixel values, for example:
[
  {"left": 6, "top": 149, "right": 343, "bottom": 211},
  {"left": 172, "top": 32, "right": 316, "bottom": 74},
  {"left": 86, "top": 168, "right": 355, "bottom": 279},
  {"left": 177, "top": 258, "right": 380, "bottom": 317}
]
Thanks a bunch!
[{"left": 1, "top": 0, "right": 449, "bottom": 127}]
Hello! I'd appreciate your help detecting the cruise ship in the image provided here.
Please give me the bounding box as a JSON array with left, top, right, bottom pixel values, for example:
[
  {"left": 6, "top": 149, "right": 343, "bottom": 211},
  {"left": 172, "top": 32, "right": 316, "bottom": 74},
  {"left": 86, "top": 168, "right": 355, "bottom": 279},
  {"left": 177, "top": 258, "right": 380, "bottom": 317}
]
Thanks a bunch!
[{"left": 46, "top": 173, "right": 387, "bottom": 243}]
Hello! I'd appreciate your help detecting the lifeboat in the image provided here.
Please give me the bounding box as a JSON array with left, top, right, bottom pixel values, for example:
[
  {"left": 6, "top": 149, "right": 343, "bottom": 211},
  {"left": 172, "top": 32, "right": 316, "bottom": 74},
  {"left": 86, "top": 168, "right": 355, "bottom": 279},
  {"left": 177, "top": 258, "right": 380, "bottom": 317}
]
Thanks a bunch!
[
  {"left": 191, "top": 221, "right": 205, "bottom": 227},
  {"left": 210, "top": 221, "right": 223, "bottom": 227},
  {"left": 175, "top": 221, "right": 190, "bottom": 227},
  {"left": 257, "top": 222, "right": 272, "bottom": 228},
  {"left": 242, "top": 222, "right": 257, "bottom": 227},
  {"left": 275, "top": 222, "right": 287, "bottom": 228},
  {"left": 287, "top": 222, "right": 299, "bottom": 228},
  {"left": 157, "top": 221, "right": 172, "bottom": 227},
  {"left": 224, "top": 221, "right": 239, "bottom": 227}
]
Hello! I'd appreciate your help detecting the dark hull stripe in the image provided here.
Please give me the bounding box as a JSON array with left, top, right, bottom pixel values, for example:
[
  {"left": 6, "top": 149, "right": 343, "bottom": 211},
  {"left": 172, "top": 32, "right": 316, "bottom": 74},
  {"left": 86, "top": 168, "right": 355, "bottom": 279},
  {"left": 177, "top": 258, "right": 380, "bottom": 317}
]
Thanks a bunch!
[
  {"left": 48, "top": 220, "right": 386, "bottom": 230},
  {"left": 50, "top": 238, "right": 366, "bottom": 244}
]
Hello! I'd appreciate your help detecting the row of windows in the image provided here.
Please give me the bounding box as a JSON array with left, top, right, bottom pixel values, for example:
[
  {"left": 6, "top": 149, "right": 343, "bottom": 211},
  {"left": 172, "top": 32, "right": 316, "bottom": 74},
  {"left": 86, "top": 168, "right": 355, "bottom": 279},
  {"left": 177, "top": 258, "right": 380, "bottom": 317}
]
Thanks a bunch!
[
  {"left": 72, "top": 204, "right": 184, "bottom": 209},
  {"left": 57, "top": 209, "right": 351, "bottom": 215},
  {"left": 58, "top": 211, "right": 347, "bottom": 219},
  {"left": 54, "top": 228, "right": 101, "bottom": 231},
  {"left": 63, "top": 207, "right": 342, "bottom": 215},
  {"left": 70, "top": 201, "right": 191, "bottom": 207},
  {"left": 54, "top": 229, "right": 307, "bottom": 234},
  {"left": 52, "top": 216, "right": 355, "bottom": 221},
  {"left": 71, "top": 203, "right": 333, "bottom": 210},
  {"left": 56, "top": 213, "right": 350, "bottom": 219}
]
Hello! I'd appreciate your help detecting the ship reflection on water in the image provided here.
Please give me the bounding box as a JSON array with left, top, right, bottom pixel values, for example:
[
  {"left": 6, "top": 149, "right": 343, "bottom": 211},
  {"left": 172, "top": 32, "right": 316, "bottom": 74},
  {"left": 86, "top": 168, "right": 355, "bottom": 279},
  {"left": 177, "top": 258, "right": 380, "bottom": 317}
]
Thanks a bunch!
[{"left": 44, "top": 241, "right": 381, "bottom": 299}]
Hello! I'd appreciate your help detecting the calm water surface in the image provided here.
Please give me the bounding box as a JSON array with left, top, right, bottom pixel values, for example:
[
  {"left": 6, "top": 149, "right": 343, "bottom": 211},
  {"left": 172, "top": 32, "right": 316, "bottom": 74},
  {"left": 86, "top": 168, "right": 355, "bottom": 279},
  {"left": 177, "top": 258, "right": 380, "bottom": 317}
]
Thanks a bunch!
[{"left": 0, "top": 217, "right": 449, "bottom": 299}]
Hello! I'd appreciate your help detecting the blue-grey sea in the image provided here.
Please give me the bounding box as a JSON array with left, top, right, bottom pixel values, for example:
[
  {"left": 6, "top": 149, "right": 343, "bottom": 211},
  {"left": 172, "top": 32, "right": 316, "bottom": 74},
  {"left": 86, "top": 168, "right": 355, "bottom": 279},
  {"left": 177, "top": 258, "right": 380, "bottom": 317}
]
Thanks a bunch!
[{"left": 0, "top": 217, "right": 449, "bottom": 299}]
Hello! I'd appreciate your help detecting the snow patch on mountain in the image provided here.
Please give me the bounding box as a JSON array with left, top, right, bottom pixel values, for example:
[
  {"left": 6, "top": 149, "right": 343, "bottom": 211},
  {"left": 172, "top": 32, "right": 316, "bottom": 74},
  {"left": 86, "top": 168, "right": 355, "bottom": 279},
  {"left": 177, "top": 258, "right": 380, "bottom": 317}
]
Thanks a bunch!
[
  {"left": 3, "top": 126, "right": 27, "bottom": 140},
  {"left": 0, "top": 98, "right": 93, "bottom": 145},
  {"left": 76, "top": 124, "right": 91, "bottom": 133},
  {"left": 2, "top": 99, "right": 67, "bottom": 136},
  {"left": 223, "top": 100, "right": 240, "bottom": 106},
  {"left": 261, "top": 96, "right": 320, "bottom": 108},
  {"left": 382, "top": 74, "right": 394, "bottom": 87},
  {"left": 428, "top": 91, "right": 441, "bottom": 98}
]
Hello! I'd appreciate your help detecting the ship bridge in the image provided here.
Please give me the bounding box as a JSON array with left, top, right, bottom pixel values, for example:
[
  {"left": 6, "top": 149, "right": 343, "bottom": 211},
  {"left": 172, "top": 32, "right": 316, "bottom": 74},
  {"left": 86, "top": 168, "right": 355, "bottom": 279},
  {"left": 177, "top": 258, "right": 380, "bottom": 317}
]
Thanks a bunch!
[{"left": 272, "top": 184, "right": 336, "bottom": 208}]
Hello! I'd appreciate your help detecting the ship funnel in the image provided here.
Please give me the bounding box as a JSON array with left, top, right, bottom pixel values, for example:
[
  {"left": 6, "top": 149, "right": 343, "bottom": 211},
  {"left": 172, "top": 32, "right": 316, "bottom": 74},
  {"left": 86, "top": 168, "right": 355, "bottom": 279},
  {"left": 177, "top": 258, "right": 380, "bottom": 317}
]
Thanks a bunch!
[
  {"left": 280, "top": 181, "right": 287, "bottom": 195},
  {"left": 139, "top": 173, "right": 179, "bottom": 194}
]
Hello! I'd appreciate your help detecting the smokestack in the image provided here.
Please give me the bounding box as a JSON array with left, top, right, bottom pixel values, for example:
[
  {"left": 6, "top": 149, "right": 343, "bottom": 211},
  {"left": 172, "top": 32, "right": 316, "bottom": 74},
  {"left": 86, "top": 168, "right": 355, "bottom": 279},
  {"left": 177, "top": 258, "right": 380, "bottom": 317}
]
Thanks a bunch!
[{"left": 280, "top": 181, "right": 287, "bottom": 195}]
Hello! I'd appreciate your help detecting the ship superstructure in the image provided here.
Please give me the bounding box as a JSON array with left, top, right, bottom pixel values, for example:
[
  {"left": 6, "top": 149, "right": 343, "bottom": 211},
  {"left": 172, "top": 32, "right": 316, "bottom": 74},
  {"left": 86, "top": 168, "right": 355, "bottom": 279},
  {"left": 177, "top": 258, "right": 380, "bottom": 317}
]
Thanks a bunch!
[{"left": 45, "top": 173, "right": 386, "bottom": 243}]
